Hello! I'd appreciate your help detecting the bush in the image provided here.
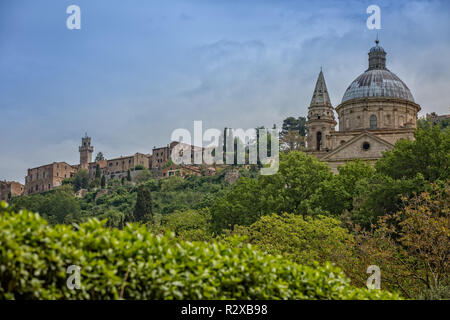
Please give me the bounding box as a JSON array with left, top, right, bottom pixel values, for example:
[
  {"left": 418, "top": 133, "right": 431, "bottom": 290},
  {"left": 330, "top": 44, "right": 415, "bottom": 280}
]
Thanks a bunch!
[
  {"left": 225, "top": 214, "right": 355, "bottom": 268},
  {"left": 0, "top": 202, "right": 399, "bottom": 300}
]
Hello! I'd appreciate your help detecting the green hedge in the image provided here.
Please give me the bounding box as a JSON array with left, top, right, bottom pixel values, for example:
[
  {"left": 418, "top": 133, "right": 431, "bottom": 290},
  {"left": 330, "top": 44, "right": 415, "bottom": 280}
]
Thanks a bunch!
[{"left": 0, "top": 202, "right": 399, "bottom": 300}]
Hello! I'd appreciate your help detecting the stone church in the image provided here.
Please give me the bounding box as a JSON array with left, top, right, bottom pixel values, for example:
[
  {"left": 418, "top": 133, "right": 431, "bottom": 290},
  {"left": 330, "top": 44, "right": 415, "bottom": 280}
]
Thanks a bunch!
[{"left": 306, "top": 40, "right": 421, "bottom": 172}]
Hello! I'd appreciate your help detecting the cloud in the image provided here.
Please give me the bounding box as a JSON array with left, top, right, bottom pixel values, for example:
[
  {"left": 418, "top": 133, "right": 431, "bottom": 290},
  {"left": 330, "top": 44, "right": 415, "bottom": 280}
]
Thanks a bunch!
[{"left": 0, "top": 0, "right": 449, "bottom": 182}]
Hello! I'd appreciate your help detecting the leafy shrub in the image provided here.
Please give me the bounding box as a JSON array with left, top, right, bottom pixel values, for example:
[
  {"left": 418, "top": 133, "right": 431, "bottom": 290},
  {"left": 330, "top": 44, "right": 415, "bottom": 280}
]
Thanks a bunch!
[
  {"left": 0, "top": 202, "right": 399, "bottom": 300},
  {"left": 151, "top": 209, "right": 213, "bottom": 242},
  {"left": 224, "top": 214, "right": 355, "bottom": 268}
]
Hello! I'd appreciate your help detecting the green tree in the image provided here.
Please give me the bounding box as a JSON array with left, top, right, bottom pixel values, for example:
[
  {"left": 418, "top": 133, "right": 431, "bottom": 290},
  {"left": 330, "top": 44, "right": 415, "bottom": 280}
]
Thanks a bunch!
[
  {"left": 97, "top": 207, "right": 125, "bottom": 228},
  {"left": 154, "top": 209, "right": 213, "bottom": 241},
  {"left": 375, "top": 125, "right": 449, "bottom": 182},
  {"left": 351, "top": 173, "right": 428, "bottom": 227},
  {"left": 133, "top": 185, "right": 153, "bottom": 223},
  {"left": 136, "top": 169, "right": 153, "bottom": 183},
  {"left": 308, "top": 160, "right": 375, "bottom": 216},
  {"left": 127, "top": 169, "right": 132, "bottom": 181},
  {"left": 211, "top": 177, "right": 266, "bottom": 232},
  {"left": 95, "top": 152, "right": 105, "bottom": 161},
  {"left": 73, "top": 169, "right": 89, "bottom": 191},
  {"left": 211, "top": 151, "right": 332, "bottom": 232},
  {"left": 95, "top": 164, "right": 101, "bottom": 179},
  {"left": 89, "top": 177, "right": 101, "bottom": 189},
  {"left": 38, "top": 185, "right": 81, "bottom": 224},
  {"left": 281, "top": 116, "right": 307, "bottom": 137},
  {"left": 100, "top": 175, "right": 106, "bottom": 188},
  {"left": 225, "top": 213, "right": 355, "bottom": 268}
]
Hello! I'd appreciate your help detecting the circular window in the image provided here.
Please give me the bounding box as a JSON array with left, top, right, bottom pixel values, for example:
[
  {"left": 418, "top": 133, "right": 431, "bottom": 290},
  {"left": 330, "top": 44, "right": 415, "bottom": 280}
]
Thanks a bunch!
[{"left": 362, "top": 142, "right": 370, "bottom": 151}]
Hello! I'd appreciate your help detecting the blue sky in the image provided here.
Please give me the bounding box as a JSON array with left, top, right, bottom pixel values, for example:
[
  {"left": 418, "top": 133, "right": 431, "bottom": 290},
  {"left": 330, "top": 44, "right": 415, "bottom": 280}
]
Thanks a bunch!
[{"left": 1, "top": 0, "right": 449, "bottom": 182}]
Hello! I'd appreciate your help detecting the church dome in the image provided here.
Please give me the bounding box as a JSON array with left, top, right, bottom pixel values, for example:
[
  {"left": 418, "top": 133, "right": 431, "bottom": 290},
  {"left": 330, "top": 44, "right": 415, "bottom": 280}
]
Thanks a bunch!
[
  {"left": 341, "top": 40, "right": 415, "bottom": 103},
  {"left": 341, "top": 69, "right": 415, "bottom": 103}
]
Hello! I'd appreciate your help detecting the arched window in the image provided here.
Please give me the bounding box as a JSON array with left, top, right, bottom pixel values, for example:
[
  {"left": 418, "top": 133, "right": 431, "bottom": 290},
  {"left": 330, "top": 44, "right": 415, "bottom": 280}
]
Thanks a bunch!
[
  {"left": 316, "top": 132, "right": 322, "bottom": 151},
  {"left": 370, "top": 115, "right": 377, "bottom": 129}
]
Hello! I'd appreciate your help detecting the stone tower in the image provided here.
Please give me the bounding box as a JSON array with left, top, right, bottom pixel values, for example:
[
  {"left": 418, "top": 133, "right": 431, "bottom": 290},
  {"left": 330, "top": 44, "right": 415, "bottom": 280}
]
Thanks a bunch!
[
  {"left": 306, "top": 70, "right": 336, "bottom": 151},
  {"left": 79, "top": 133, "right": 94, "bottom": 167}
]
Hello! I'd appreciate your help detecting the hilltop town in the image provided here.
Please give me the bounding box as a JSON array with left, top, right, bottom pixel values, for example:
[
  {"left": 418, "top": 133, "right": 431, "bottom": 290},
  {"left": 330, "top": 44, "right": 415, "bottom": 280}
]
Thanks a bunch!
[{"left": 0, "top": 137, "right": 217, "bottom": 201}]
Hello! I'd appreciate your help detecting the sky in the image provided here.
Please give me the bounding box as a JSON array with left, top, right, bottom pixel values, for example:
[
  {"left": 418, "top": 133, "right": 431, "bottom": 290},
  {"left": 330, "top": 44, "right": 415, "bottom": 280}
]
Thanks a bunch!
[{"left": 1, "top": 0, "right": 449, "bottom": 183}]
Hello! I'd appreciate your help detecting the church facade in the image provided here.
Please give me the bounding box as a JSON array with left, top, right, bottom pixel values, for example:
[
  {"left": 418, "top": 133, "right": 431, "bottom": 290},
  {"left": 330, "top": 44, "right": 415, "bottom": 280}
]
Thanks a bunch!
[{"left": 306, "top": 40, "right": 421, "bottom": 172}]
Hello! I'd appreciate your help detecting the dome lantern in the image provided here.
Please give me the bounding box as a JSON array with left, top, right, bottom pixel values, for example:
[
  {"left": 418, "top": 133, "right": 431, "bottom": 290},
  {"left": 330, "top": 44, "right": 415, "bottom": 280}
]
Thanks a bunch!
[{"left": 368, "top": 38, "right": 387, "bottom": 70}]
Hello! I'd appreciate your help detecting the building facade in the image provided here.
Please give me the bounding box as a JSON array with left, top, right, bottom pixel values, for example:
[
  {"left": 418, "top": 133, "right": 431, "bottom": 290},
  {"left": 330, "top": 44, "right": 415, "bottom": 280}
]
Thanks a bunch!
[
  {"left": 306, "top": 40, "right": 421, "bottom": 172},
  {"left": 0, "top": 181, "right": 24, "bottom": 201},
  {"left": 152, "top": 141, "right": 203, "bottom": 169},
  {"left": 24, "top": 162, "right": 76, "bottom": 195}
]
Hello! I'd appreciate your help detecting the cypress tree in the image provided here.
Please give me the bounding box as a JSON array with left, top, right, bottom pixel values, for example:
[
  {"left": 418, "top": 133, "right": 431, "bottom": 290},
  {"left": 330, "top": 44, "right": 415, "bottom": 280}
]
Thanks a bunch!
[
  {"left": 95, "top": 164, "right": 101, "bottom": 179},
  {"left": 101, "top": 175, "right": 106, "bottom": 188},
  {"left": 133, "top": 185, "right": 153, "bottom": 223}
]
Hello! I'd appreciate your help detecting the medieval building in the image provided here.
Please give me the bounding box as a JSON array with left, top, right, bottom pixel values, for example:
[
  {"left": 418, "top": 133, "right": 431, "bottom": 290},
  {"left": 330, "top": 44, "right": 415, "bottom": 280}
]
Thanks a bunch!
[
  {"left": 24, "top": 162, "right": 76, "bottom": 195},
  {"left": 0, "top": 181, "right": 24, "bottom": 201},
  {"left": 306, "top": 40, "right": 421, "bottom": 172}
]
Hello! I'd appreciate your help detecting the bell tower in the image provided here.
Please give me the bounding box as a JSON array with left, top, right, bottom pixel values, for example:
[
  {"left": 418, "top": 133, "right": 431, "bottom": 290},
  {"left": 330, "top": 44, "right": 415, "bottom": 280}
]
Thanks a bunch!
[
  {"left": 79, "top": 133, "right": 94, "bottom": 167},
  {"left": 306, "top": 69, "right": 336, "bottom": 152}
]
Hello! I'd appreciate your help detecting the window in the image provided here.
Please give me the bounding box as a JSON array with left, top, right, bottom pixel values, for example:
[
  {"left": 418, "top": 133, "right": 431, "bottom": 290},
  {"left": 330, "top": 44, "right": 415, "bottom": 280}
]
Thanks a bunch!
[
  {"left": 362, "top": 142, "right": 371, "bottom": 151},
  {"left": 316, "top": 132, "right": 322, "bottom": 151},
  {"left": 370, "top": 115, "right": 377, "bottom": 129}
]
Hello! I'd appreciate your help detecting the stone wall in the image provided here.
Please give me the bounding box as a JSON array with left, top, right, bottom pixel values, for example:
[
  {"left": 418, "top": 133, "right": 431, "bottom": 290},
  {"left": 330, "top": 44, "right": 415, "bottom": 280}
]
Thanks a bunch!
[{"left": 24, "top": 162, "right": 76, "bottom": 195}]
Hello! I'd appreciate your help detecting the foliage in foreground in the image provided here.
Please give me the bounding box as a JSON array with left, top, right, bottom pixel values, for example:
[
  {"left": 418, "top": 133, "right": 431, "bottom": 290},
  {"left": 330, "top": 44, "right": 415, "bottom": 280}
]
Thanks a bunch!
[{"left": 0, "top": 202, "right": 398, "bottom": 300}]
